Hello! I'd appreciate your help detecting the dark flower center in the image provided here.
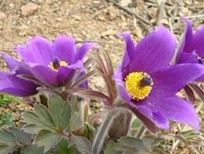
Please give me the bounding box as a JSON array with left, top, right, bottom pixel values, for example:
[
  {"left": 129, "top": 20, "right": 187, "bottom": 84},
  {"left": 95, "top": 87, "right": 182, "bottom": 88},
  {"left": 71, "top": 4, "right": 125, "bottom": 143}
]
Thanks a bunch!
[
  {"left": 140, "top": 76, "right": 153, "bottom": 87},
  {"left": 52, "top": 58, "right": 60, "bottom": 69},
  {"left": 197, "top": 56, "right": 204, "bottom": 64},
  {"left": 49, "top": 58, "right": 67, "bottom": 70}
]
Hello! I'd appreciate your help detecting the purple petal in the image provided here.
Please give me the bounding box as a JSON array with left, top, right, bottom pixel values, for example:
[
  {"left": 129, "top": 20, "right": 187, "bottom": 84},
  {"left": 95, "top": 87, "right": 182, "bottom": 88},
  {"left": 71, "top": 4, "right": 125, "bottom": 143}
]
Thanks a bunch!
[
  {"left": 0, "top": 71, "right": 38, "bottom": 96},
  {"left": 175, "top": 18, "right": 193, "bottom": 64},
  {"left": 66, "top": 60, "right": 83, "bottom": 69},
  {"left": 2, "top": 53, "right": 32, "bottom": 75},
  {"left": 75, "top": 42, "right": 96, "bottom": 62},
  {"left": 31, "top": 65, "right": 60, "bottom": 87},
  {"left": 120, "top": 32, "right": 135, "bottom": 69},
  {"left": 53, "top": 35, "right": 75, "bottom": 64},
  {"left": 2, "top": 53, "right": 21, "bottom": 70},
  {"left": 150, "top": 64, "right": 204, "bottom": 97},
  {"left": 8, "top": 74, "right": 38, "bottom": 93},
  {"left": 177, "top": 52, "right": 198, "bottom": 64},
  {"left": 15, "top": 44, "right": 35, "bottom": 63},
  {"left": 113, "top": 65, "right": 131, "bottom": 102},
  {"left": 58, "top": 66, "right": 74, "bottom": 84},
  {"left": 16, "top": 36, "right": 52, "bottom": 65},
  {"left": 144, "top": 96, "right": 199, "bottom": 129},
  {"left": 190, "top": 24, "right": 204, "bottom": 57},
  {"left": 151, "top": 111, "right": 169, "bottom": 129},
  {"left": 176, "top": 19, "right": 204, "bottom": 63},
  {"left": 129, "top": 106, "right": 157, "bottom": 133},
  {"left": 127, "top": 25, "right": 176, "bottom": 73},
  {"left": 197, "top": 74, "right": 204, "bottom": 82},
  {"left": 133, "top": 105, "right": 169, "bottom": 129},
  {"left": 180, "top": 18, "right": 193, "bottom": 53}
]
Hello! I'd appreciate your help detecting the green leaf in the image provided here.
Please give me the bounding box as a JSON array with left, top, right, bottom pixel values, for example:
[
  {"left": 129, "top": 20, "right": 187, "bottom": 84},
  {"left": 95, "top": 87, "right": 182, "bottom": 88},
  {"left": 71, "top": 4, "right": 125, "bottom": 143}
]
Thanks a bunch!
[
  {"left": 0, "top": 144, "right": 11, "bottom": 154},
  {"left": 69, "top": 134, "right": 92, "bottom": 154},
  {"left": 23, "top": 111, "right": 55, "bottom": 132},
  {"left": 34, "top": 104, "right": 55, "bottom": 128},
  {"left": 55, "top": 139, "right": 77, "bottom": 154},
  {"left": 104, "top": 140, "right": 120, "bottom": 154},
  {"left": 114, "top": 137, "right": 152, "bottom": 154},
  {"left": 35, "top": 129, "right": 61, "bottom": 152},
  {"left": 48, "top": 94, "right": 71, "bottom": 131},
  {"left": 68, "top": 112, "right": 83, "bottom": 132},
  {"left": 21, "top": 145, "right": 44, "bottom": 154},
  {"left": 84, "top": 122, "right": 95, "bottom": 140},
  {"left": 0, "top": 112, "right": 14, "bottom": 127},
  {"left": 22, "top": 124, "right": 43, "bottom": 134},
  {"left": 7, "top": 127, "right": 32, "bottom": 145},
  {"left": 0, "top": 128, "right": 16, "bottom": 143}
]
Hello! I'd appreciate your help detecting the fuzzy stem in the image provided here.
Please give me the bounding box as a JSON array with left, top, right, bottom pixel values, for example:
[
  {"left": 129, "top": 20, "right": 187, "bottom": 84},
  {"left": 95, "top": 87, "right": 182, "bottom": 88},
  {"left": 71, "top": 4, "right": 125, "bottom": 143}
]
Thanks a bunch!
[
  {"left": 92, "top": 108, "right": 122, "bottom": 154},
  {"left": 135, "top": 125, "right": 146, "bottom": 139}
]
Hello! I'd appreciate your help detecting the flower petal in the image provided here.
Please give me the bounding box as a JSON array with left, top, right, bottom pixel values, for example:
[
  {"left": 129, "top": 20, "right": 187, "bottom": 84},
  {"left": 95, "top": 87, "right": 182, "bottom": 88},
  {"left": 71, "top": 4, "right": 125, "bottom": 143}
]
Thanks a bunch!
[
  {"left": 53, "top": 35, "right": 75, "bottom": 64},
  {"left": 144, "top": 96, "right": 199, "bottom": 129},
  {"left": 128, "top": 25, "right": 176, "bottom": 73},
  {"left": 16, "top": 36, "right": 52, "bottom": 65},
  {"left": 75, "top": 42, "right": 96, "bottom": 62},
  {"left": 31, "top": 65, "right": 60, "bottom": 87},
  {"left": 131, "top": 105, "right": 169, "bottom": 129},
  {"left": 0, "top": 71, "right": 38, "bottom": 96},
  {"left": 191, "top": 24, "right": 204, "bottom": 57},
  {"left": 120, "top": 32, "right": 135, "bottom": 69},
  {"left": 15, "top": 44, "right": 35, "bottom": 63},
  {"left": 150, "top": 64, "right": 204, "bottom": 97},
  {"left": 180, "top": 18, "right": 193, "bottom": 53},
  {"left": 66, "top": 60, "right": 83, "bottom": 69},
  {"left": 2, "top": 53, "right": 21, "bottom": 70},
  {"left": 2, "top": 53, "right": 32, "bottom": 75},
  {"left": 128, "top": 105, "right": 157, "bottom": 133},
  {"left": 113, "top": 65, "right": 131, "bottom": 102},
  {"left": 177, "top": 52, "right": 198, "bottom": 64},
  {"left": 151, "top": 111, "right": 169, "bottom": 129}
]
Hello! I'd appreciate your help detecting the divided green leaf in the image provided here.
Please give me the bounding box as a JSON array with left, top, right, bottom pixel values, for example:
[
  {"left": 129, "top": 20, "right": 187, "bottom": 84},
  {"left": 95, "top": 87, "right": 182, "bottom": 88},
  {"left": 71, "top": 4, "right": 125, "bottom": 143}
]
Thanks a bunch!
[
  {"left": 105, "top": 137, "right": 154, "bottom": 154},
  {"left": 69, "top": 135, "right": 92, "bottom": 154},
  {"left": 35, "top": 129, "right": 61, "bottom": 152},
  {"left": 21, "top": 145, "right": 44, "bottom": 154},
  {"left": 47, "top": 94, "right": 71, "bottom": 131}
]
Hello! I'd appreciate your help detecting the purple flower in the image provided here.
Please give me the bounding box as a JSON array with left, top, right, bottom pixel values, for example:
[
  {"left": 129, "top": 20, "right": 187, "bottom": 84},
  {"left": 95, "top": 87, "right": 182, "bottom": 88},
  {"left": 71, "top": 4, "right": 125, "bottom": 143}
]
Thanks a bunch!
[
  {"left": 114, "top": 26, "right": 204, "bottom": 131},
  {"left": 14, "top": 35, "right": 95, "bottom": 87},
  {"left": 176, "top": 18, "right": 204, "bottom": 81},
  {"left": 0, "top": 71, "right": 39, "bottom": 97},
  {"left": 0, "top": 54, "right": 39, "bottom": 96},
  {"left": 0, "top": 35, "right": 95, "bottom": 96}
]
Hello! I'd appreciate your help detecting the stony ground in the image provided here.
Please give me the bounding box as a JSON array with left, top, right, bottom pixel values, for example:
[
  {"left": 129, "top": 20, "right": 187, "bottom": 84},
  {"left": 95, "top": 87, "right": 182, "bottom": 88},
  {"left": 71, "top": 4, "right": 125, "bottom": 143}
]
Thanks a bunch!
[{"left": 0, "top": 0, "right": 204, "bottom": 153}]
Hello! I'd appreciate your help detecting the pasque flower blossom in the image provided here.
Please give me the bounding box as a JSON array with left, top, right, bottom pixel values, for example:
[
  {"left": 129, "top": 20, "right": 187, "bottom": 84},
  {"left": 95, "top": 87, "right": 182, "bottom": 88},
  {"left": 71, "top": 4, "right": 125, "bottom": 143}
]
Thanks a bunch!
[
  {"left": 175, "top": 18, "right": 204, "bottom": 81},
  {"left": 0, "top": 35, "right": 95, "bottom": 96},
  {"left": 114, "top": 26, "right": 204, "bottom": 130}
]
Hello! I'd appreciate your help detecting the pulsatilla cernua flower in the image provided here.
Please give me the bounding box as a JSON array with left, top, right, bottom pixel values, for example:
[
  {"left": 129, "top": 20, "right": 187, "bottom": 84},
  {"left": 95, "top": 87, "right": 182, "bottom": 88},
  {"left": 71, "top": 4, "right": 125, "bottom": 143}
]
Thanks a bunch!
[
  {"left": 0, "top": 35, "right": 95, "bottom": 96},
  {"left": 114, "top": 26, "right": 204, "bottom": 130},
  {"left": 176, "top": 18, "right": 204, "bottom": 81}
]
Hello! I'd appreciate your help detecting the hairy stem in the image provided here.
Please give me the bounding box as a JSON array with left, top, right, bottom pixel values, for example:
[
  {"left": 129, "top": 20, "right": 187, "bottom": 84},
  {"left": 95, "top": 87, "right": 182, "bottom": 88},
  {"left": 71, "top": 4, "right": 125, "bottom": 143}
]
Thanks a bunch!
[
  {"left": 135, "top": 125, "right": 146, "bottom": 139},
  {"left": 92, "top": 108, "right": 122, "bottom": 154}
]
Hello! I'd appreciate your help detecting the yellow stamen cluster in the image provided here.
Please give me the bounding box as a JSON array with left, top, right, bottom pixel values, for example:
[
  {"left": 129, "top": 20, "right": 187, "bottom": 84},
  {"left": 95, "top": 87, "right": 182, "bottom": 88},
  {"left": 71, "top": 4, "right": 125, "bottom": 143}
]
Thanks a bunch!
[
  {"left": 49, "top": 60, "right": 67, "bottom": 70},
  {"left": 125, "top": 72, "right": 153, "bottom": 100}
]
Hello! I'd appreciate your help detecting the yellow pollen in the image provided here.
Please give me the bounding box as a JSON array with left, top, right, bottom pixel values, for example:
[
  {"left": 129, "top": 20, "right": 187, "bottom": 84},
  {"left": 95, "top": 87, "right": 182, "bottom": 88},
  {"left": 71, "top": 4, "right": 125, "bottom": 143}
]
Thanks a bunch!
[
  {"left": 59, "top": 61, "right": 67, "bottom": 66},
  {"left": 49, "top": 60, "right": 68, "bottom": 70},
  {"left": 125, "top": 72, "right": 153, "bottom": 100}
]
